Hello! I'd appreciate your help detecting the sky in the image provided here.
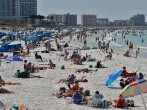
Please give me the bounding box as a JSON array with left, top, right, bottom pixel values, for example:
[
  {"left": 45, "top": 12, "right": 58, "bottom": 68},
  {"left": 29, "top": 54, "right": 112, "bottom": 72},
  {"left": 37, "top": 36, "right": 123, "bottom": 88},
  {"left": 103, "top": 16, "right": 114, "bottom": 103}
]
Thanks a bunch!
[{"left": 38, "top": 0, "right": 147, "bottom": 23}]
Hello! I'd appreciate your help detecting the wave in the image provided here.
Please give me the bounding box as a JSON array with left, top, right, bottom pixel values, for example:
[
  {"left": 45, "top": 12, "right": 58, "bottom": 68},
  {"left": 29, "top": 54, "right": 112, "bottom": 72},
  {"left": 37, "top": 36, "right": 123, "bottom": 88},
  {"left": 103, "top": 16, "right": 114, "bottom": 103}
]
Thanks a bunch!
[
  {"left": 138, "top": 46, "right": 147, "bottom": 49},
  {"left": 110, "top": 42, "right": 122, "bottom": 47},
  {"left": 105, "top": 37, "right": 112, "bottom": 41}
]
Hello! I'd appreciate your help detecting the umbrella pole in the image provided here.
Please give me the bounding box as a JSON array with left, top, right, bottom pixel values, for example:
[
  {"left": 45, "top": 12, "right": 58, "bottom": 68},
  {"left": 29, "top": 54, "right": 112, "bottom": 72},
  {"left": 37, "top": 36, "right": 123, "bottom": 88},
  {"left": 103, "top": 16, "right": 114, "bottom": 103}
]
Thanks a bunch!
[
  {"left": 0, "top": 55, "right": 1, "bottom": 66},
  {"left": 12, "top": 62, "right": 14, "bottom": 73},
  {"left": 138, "top": 79, "right": 146, "bottom": 110},
  {"left": 141, "top": 93, "right": 146, "bottom": 110}
]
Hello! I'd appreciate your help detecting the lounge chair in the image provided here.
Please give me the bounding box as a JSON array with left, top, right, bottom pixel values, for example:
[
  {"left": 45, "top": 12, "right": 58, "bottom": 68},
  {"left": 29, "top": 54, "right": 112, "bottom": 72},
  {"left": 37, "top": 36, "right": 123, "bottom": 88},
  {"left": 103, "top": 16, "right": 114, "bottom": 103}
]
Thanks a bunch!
[
  {"left": 87, "top": 98, "right": 101, "bottom": 107},
  {"left": 72, "top": 93, "right": 84, "bottom": 104}
]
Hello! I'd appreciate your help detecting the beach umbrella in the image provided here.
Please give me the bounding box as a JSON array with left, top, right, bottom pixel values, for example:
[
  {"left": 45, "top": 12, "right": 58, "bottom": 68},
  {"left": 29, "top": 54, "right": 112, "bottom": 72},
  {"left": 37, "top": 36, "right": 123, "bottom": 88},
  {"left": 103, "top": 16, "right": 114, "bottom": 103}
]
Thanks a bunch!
[
  {"left": 6, "top": 56, "right": 23, "bottom": 62},
  {"left": 120, "top": 79, "right": 147, "bottom": 110},
  {"left": 5, "top": 56, "right": 23, "bottom": 73},
  {"left": 25, "top": 37, "right": 39, "bottom": 41},
  {"left": 1, "top": 35, "right": 8, "bottom": 40},
  {"left": 105, "top": 70, "right": 123, "bottom": 86},
  {"left": 120, "top": 79, "right": 147, "bottom": 97},
  {"left": 9, "top": 41, "right": 21, "bottom": 45}
]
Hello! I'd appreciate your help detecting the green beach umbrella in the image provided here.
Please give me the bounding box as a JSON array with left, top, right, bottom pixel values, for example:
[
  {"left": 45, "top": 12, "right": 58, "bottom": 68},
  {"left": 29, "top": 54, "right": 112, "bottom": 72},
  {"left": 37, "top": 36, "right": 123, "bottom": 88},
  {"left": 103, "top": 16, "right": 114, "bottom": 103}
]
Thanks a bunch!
[{"left": 1, "top": 36, "right": 8, "bottom": 40}]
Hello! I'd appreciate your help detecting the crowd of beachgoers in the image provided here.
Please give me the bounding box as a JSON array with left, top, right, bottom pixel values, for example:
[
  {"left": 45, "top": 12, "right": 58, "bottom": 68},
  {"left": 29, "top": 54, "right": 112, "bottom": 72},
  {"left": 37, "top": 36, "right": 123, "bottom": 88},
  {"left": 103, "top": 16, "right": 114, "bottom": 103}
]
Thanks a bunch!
[{"left": 0, "top": 27, "right": 147, "bottom": 110}]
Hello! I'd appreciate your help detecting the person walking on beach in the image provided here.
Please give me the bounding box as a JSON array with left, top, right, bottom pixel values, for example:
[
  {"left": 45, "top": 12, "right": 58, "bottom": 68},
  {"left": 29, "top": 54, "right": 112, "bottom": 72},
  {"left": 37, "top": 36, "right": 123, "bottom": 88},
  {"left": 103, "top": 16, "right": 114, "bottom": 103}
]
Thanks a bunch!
[
  {"left": 142, "top": 38, "right": 144, "bottom": 43},
  {"left": 84, "top": 39, "right": 87, "bottom": 47},
  {"left": 64, "top": 50, "right": 69, "bottom": 61},
  {"left": 98, "top": 41, "right": 101, "bottom": 50},
  {"left": 135, "top": 47, "right": 140, "bottom": 58},
  {"left": 129, "top": 42, "right": 133, "bottom": 50}
]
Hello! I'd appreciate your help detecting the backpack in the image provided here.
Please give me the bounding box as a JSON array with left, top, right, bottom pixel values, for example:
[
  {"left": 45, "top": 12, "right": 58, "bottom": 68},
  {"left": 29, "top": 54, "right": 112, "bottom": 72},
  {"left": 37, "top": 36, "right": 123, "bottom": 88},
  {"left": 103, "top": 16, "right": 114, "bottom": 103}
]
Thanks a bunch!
[
  {"left": 127, "top": 100, "right": 134, "bottom": 107},
  {"left": 84, "top": 90, "right": 90, "bottom": 96},
  {"left": 102, "top": 100, "right": 108, "bottom": 108}
]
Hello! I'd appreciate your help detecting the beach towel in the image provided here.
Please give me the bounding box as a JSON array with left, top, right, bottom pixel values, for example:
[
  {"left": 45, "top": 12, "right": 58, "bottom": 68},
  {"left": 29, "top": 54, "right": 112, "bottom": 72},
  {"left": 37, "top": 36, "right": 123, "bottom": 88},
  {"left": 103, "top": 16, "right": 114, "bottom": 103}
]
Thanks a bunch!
[{"left": 75, "top": 71, "right": 93, "bottom": 74}]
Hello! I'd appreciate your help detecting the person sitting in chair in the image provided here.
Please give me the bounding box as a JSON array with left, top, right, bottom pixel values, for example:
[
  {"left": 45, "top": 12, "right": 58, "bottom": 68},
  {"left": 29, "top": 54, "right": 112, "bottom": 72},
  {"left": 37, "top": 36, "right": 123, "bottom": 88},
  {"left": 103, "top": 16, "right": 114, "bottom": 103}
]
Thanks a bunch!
[{"left": 35, "top": 52, "right": 43, "bottom": 62}]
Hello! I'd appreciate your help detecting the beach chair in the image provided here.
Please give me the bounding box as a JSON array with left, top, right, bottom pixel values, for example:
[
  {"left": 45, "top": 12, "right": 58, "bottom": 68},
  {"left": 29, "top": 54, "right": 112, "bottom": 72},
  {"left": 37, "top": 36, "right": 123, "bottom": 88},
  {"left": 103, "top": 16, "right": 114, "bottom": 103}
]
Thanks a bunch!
[
  {"left": 73, "top": 93, "right": 84, "bottom": 104},
  {"left": 87, "top": 98, "right": 101, "bottom": 107}
]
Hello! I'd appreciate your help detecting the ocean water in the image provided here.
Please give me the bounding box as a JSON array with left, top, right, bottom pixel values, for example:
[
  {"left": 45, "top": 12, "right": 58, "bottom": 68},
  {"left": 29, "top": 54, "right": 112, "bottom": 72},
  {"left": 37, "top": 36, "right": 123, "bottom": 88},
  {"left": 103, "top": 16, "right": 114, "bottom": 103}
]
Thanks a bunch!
[{"left": 85, "top": 30, "right": 147, "bottom": 58}]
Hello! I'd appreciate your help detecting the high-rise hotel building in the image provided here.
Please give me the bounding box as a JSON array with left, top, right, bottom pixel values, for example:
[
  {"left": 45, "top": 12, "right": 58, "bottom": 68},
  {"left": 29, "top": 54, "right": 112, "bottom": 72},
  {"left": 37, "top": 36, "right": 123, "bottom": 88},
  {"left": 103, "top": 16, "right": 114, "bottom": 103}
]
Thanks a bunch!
[
  {"left": 0, "top": 0, "right": 37, "bottom": 20},
  {"left": 62, "top": 13, "right": 77, "bottom": 26},
  {"left": 81, "top": 14, "right": 97, "bottom": 26}
]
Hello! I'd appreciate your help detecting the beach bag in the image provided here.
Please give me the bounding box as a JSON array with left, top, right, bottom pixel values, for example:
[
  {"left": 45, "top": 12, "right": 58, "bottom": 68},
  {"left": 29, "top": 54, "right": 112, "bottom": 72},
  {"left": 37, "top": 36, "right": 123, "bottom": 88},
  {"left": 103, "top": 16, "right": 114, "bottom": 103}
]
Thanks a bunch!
[
  {"left": 126, "top": 100, "right": 134, "bottom": 107},
  {"left": 84, "top": 90, "right": 90, "bottom": 96},
  {"left": 61, "top": 65, "right": 65, "bottom": 70},
  {"left": 102, "top": 100, "right": 108, "bottom": 108}
]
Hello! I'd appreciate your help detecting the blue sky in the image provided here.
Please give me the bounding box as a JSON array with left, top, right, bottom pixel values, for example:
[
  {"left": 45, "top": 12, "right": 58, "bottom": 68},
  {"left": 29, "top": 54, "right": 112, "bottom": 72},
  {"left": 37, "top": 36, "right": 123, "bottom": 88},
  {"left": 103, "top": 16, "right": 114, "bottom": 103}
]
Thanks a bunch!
[{"left": 38, "top": 0, "right": 147, "bottom": 23}]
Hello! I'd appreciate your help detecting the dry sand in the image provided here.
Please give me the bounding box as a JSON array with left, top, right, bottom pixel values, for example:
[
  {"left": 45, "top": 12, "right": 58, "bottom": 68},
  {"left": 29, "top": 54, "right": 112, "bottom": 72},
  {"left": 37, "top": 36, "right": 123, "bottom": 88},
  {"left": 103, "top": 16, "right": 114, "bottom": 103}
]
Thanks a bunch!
[{"left": 0, "top": 35, "right": 147, "bottom": 110}]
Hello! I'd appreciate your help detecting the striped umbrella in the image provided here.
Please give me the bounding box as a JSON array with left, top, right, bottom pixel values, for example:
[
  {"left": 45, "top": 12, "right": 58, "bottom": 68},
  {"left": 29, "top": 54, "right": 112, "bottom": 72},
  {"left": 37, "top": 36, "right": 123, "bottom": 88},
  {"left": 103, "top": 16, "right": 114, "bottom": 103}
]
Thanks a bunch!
[
  {"left": 120, "top": 79, "right": 147, "bottom": 97},
  {"left": 120, "top": 79, "right": 147, "bottom": 110}
]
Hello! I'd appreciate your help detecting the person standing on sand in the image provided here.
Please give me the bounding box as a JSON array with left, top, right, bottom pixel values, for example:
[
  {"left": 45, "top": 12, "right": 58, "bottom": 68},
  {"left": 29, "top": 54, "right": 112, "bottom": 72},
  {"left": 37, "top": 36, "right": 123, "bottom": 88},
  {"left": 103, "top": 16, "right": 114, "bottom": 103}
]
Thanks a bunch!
[
  {"left": 142, "top": 38, "right": 144, "bottom": 43},
  {"left": 84, "top": 39, "right": 87, "bottom": 47},
  {"left": 64, "top": 50, "right": 69, "bottom": 61},
  {"left": 135, "top": 47, "right": 140, "bottom": 58}
]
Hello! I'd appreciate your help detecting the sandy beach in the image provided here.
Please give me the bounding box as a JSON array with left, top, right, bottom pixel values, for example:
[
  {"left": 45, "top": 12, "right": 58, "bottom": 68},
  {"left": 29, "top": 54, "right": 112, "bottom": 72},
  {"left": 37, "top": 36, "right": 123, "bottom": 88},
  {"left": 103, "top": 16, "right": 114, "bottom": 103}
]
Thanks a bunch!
[{"left": 0, "top": 34, "right": 147, "bottom": 110}]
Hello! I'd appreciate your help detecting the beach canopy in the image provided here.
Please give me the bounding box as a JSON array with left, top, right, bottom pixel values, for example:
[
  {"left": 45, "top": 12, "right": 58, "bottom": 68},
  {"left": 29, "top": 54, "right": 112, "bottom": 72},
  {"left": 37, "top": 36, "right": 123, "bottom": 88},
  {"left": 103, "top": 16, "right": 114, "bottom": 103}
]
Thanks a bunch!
[
  {"left": 105, "top": 70, "right": 123, "bottom": 86},
  {"left": 63, "top": 46, "right": 81, "bottom": 50},
  {"left": 25, "top": 37, "right": 39, "bottom": 41},
  {"left": 9, "top": 41, "right": 21, "bottom": 45},
  {"left": 120, "top": 79, "right": 147, "bottom": 98},
  {"left": 0, "top": 42, "right": 10, "bottom": 52},
  {"left": 6, "top": 56, "right": 23, "bottom": 62}
]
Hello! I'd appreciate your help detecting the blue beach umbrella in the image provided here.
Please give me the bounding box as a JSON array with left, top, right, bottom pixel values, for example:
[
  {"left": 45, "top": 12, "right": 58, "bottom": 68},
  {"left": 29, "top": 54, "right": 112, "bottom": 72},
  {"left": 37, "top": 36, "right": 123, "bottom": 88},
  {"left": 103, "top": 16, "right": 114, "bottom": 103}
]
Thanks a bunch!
[
  {"left": 25, "top": 37, "right": 39, "bottom": 41},
  {"left": 105, "top": 70, "right": 123, "bottom": 86},
  {"left": 5, "top": 56, "right": 23, "bottom": 72},
  {"left": 6, "top": 56, "right": 23, "bottom": 62},
  {"left": 9, "top": 41, "right": 21, "bottom": 45}
]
